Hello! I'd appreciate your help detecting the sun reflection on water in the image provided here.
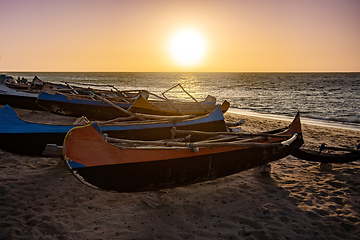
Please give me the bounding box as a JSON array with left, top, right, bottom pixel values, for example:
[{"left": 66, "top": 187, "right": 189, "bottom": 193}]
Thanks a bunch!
[{"left": 162, "top": 74, "right": 202, "bottom": 101}]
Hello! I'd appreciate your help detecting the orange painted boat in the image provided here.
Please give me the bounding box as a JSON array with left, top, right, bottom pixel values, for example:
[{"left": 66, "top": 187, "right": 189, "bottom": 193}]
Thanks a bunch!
[{"left": 63, "top": 113, "right": 303, "bottom": 192}]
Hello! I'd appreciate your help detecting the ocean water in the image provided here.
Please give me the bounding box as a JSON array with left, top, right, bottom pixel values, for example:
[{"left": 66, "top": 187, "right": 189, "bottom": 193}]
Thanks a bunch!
[{"left": 6, "top": 72, "right": 360, "bottom": 129}]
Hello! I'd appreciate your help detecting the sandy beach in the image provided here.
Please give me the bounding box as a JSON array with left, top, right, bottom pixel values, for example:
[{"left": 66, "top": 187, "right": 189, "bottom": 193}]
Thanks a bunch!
[{"left": 1, "top": 109, "right": 359, "bottom": 239}]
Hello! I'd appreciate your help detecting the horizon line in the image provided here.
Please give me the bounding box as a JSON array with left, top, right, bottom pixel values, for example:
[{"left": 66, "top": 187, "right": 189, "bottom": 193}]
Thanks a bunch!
[{"left": 2, "top": 70, "right": 360, "bottom": 73}]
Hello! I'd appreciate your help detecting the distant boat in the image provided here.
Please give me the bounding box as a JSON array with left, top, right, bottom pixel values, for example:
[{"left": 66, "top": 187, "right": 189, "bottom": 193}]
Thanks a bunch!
[
  {"left": 0, "top": 74, "right": 44, "bottom": 110},
  {"left": 0, "top": 104, "right": 227, "bottom": 156},
  {"left": 63, "top": 113, "right": 303, "bottom": 192},
  {"left": 291, "top": 144, "right": 360, "bottom": 163},
  {"left": 0, "top": 74, "right": 146, "bottom": 112}
]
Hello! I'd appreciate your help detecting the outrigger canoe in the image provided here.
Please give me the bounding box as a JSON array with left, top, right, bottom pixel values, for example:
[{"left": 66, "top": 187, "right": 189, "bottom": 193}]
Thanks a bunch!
[
  {"left": 129, "top": 95, "right": 229, "bottom": 117},
  {"left": 63, "top": 113, "right": 303, "bottom": 192},
  {"left": 36, "top": 84, "right": 150, "bottom": 120},
  {"left": 0, "top": 75, "right": 44, "bottom": 110},
  {"left": 0, "top": 104, "right": 227, "bottom": 156},
  {"left": 36, "top": 84, "right": 230, "bottom": 120},
  {"left": 291, "top": 144, "right": 360, "bottom": 163},
  {"left": 0, "top": 75, "right": 135, "bottom": 112}
]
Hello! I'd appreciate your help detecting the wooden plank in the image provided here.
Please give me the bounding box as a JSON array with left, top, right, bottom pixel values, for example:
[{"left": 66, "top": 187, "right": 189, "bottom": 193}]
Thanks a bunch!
[
  {"left": 94, "top": 94, "right": 133, "bottom": 116},
  {"left": 173, "top": 129, "right": 292, "bottom": 139},
  {"left": 104, "top": 136, "right": 287, "bottom": 148}
]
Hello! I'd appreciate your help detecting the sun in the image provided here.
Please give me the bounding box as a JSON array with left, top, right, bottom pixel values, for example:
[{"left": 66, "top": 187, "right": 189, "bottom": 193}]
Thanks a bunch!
[{"left": 169, "top": 29, "right": 206, "bottom": 67}]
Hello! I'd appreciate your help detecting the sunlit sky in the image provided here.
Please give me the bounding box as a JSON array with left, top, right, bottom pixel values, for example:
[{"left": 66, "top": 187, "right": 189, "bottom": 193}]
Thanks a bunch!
[{"left": 1, "top": 0, "right": 360, "bottom": 72}]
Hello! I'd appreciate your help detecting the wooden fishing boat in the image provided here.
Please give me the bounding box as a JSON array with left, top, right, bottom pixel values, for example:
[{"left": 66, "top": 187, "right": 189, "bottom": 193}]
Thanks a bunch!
[
  {"left": 36, "top": 85, "right": 139, "bottom": 120},
  {"left": 63, "top": 112, "right": 303, "bottom": 192},
  {"left": 36, "top": 84, "right": 229, "bottom": 120},
  {"left": 0, "top": 75, "right": 118, "bottom": 111},
  {"left": 0, "top": 104, "right": 227, "bottom": 156},
  {"left": 129, "top": 83, "right": 230, "bottom": 116},
  {"left": 291, "top": 144, "right": 360, "bottom": 163},
  {"left": 0, "top": 75, "right": 44, "bottom": 110},
  {"left": 129, "top": 95, "right": 229, "bottom": 116},
  {"left": 0, "top": 74, "right": 145, "bottom": 112}
]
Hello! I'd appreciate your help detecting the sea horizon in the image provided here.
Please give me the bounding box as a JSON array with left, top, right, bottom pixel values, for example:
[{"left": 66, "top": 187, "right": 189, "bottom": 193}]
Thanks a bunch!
[{"left": 3, "top": 71, "right": 360, "bottom": 129}]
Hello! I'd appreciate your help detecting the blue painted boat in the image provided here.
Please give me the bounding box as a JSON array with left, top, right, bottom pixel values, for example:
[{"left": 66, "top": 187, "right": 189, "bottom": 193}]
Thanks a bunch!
[
  {"left": 36, "top": 88, "right": 132, "bottom": 120},
  {"left": 36, "top": 84, "right": 230, "bottom": 120},
  {"left": 0, "top": 104, "right": 227, "bottom": 155}
]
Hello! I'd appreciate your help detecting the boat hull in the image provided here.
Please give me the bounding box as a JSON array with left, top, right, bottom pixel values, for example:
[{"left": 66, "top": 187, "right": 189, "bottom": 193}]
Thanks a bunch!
[
  {"left": 72, "top": 144, "right": 295, "bottom": 192},
  {"left": 36, "top": 91, "right": 131, "bottom": 120},
  {"left": 0, "top": 84, "right": 43, "bottom": 110},
  {"left": 36, "top": 90, "right": 228, "bottom": 120},
  {"left": 291, "top": 147, "right": 360, "bottom": 163},
  {"left": 64, "top": 113, "right": 303, "bottom": 192},
  {"left": 0, "top": 105, "right": 226, "bottom": 155}
]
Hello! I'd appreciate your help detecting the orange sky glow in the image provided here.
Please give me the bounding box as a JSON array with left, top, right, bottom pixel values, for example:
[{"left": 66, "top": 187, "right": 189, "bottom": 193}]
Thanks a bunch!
[{"left": 1, "top": 0, "right": 359, "bottom": 72}]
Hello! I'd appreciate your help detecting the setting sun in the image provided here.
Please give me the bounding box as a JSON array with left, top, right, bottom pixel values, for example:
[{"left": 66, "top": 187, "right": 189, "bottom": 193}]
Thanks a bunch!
[{"left": 169, "top": 29, "right": 206, "bottom": 67}]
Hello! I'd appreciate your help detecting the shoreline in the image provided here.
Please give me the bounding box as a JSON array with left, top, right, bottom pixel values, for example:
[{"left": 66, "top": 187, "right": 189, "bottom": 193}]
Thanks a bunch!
[
  {"left": 225, "top": 111, "right": 360, "bottom": 151},
  {"left": 228, "top": 108, "right": 360, "bottom": 132},
  {"left": 1, "top": 108, "right": 359, "bottom": 239}
]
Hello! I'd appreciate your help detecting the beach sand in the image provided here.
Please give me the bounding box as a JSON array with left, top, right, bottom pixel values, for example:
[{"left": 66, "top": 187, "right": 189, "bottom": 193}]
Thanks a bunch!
[{"left": 1, "top": 109, "right": 359, "bottom": 239}]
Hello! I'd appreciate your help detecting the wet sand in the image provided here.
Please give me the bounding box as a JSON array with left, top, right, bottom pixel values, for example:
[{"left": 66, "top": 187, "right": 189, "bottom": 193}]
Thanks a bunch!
[{"left": 1, "top": 109, "right": 359, "bottom": 239}]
